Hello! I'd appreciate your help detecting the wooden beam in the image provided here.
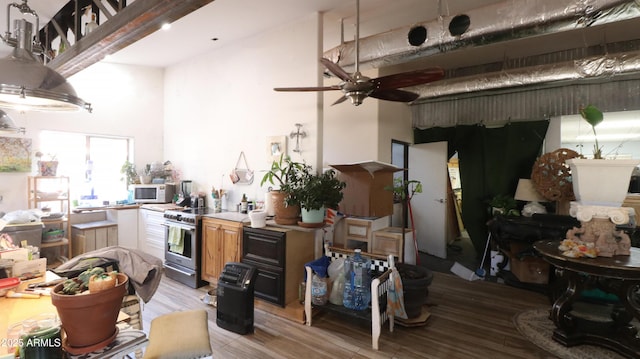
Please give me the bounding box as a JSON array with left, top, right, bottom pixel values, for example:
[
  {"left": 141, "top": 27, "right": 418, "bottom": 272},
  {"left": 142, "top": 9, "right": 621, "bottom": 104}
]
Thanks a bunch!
[{"left": 47, "top": 0, "right": 215, "bottom": 77}]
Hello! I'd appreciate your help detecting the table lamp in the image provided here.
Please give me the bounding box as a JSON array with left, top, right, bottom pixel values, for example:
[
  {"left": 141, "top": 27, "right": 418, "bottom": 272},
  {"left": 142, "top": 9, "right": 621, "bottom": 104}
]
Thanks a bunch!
[{"left": 515, "top": 178, "right": 547, "bottom": 217}]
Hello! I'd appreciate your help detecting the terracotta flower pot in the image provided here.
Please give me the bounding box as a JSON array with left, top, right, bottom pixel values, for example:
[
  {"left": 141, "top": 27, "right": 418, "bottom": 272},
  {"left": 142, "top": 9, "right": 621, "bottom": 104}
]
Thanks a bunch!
[
  {"left": 51, "top": 273, "right": 128, "bottom": 354},
  {"left": 271, "top": 191, "right": 300, "bottom": 225}
]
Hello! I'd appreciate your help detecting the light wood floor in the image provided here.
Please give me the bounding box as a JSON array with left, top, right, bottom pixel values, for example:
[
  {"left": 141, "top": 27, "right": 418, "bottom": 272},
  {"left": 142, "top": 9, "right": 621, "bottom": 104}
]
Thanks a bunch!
[{"left": 139, "top": 272, "right": 555, "bottom": 358}]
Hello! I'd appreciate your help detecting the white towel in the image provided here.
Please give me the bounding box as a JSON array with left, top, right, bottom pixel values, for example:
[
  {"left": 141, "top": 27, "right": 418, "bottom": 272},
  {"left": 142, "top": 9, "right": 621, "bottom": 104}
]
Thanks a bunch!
[
  {"left": 168, "top": 227, "right": 184, "bottom": 254},
  {"left": 387, "top": 267, "right": 408, "bottom": 319}
]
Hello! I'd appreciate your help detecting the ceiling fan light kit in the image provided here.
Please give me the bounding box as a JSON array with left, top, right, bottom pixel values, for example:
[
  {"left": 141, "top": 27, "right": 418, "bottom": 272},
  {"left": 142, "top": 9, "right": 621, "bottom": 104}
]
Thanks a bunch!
[
  {"left": 0, "top": 0, "right": 91, "bottom": 112},
  {"left": 273, "top": 0, "right": 444, "bottom": 106}
]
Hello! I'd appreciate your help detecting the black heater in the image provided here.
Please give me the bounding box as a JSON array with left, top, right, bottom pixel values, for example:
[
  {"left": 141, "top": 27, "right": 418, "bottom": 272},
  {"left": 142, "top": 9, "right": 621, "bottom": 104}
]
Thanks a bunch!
[{"left": 216, "top": 262, "right": 258, "bottom": 335}]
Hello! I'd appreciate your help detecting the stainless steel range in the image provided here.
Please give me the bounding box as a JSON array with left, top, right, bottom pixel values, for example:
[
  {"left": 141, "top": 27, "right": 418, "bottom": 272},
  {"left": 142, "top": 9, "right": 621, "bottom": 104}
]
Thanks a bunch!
[{"left": 163, "top": 208, "right": 209, "bottom": 288}]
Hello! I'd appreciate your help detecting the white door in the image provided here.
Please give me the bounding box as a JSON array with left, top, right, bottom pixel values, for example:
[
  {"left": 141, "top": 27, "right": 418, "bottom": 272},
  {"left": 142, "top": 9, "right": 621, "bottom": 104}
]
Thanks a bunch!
[{"left": 409, "top": 142, "right": 448, "bottom": 259}]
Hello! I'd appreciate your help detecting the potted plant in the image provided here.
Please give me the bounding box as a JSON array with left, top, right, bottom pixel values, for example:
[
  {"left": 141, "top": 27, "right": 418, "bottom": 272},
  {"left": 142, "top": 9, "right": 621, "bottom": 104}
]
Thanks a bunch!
[
  {"left": 386, "top": 177, "right": 422, "bottom": 264},
  {"left": 261, "top": 154, "right": 305, "bottom": 224},
  {"left": 120, "top": 160, "right": 138, "bottom": 186},
  {"left": 296, "top": 168, "right": 346, "bottom": 225},
  {"left": 140, "top": 164, "right": 152, "bottom": 184},
  {"left": 35, "top": 151, "right": 58, "bottom": 176},
  {"left": 489, "top": 194, "right": 518, "bottom": 216},
  {"left": 50, "top": 267, "right": 129, "bottom": 354},
  {"left": 566, "top": 104, "right": 640, "bottom": 206}
]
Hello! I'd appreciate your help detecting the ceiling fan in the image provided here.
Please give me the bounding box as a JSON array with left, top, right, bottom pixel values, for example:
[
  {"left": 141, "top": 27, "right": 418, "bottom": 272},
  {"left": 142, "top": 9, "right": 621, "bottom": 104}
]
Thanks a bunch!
[{"left": 274, "top": 0, "right": 445, "bottom": 106}]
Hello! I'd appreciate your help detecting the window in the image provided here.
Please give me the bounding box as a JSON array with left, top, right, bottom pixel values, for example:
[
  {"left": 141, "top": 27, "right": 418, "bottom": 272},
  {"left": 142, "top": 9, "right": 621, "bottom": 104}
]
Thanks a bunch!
[{"left": 39, "top": 131, "right": 133, "bottom": 206}]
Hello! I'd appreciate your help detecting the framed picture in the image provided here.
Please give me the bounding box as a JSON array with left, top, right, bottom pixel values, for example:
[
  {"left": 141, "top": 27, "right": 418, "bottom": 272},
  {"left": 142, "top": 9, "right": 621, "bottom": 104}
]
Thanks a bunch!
[
  {"left": 0, "top": 137, "right": 32, "bottom": 172},
  {"left": 266, "top": 136, "right": 287, "bottom": 162}
]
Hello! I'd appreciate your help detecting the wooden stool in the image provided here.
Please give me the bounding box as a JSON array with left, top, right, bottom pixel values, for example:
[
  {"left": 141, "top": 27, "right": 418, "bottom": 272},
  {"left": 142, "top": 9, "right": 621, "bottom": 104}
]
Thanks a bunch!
[{"left": 143, "top": 309, "right": 212, "bottom": 359}]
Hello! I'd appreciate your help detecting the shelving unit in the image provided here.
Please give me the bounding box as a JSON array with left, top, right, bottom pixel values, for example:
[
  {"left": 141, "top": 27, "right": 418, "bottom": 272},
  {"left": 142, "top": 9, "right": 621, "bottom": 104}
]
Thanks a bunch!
[{"left": 27, "top": 176, "right": 72, "bottom": 268}]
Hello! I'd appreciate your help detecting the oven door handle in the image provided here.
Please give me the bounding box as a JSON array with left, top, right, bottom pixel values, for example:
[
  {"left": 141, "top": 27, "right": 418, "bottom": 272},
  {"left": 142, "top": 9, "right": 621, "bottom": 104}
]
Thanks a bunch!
[
  {"left": 164, "top": 263, "right": 195, "bottom": 277},
  {"left": 163, "top": 222, "right": 195, "bottom": 231}
]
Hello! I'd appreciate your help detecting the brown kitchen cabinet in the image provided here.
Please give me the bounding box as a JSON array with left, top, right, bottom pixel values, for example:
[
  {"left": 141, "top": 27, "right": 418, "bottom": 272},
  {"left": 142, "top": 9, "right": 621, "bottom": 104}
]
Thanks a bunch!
[
  {"left": 242, "top": 226, "right": 314, "bottom": 307},
  {"left": 201, "top": 218, "right": 243, "bottom": 284}
]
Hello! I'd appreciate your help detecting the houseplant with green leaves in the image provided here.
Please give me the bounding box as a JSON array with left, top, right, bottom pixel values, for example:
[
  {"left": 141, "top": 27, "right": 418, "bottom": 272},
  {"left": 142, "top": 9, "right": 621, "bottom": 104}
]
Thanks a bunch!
[
  {"left": 295, "top": 168, "right": 346, "bottom": 225},
  {"left": 261, "top": 154, "right": 306, "bottom": 224}
]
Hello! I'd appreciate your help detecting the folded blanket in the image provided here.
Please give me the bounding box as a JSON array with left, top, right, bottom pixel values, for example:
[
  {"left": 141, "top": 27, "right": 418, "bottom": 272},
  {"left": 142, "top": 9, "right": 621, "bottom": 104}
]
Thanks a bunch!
[{"left": 55, "top": 246, "right": 163, "bottom": 303}]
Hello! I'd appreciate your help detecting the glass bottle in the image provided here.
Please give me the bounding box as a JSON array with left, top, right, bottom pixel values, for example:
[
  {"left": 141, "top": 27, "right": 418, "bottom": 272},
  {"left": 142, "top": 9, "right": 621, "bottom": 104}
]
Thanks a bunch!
[
  {"left": 85, "top": 13, "right": 98, "bottom": 35},
  {"left": 240, "top": 194, "right": 248, "bottom": 213}
]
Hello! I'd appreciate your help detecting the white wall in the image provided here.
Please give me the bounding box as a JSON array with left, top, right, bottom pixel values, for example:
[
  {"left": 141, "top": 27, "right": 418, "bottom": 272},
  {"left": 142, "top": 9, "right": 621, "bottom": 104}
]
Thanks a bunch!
[
  {"left": 0, "top": 63, "right": 164, "bottom": 213},
  {"left": 163, "top": 14, "right": 325, "bottom": 208}
]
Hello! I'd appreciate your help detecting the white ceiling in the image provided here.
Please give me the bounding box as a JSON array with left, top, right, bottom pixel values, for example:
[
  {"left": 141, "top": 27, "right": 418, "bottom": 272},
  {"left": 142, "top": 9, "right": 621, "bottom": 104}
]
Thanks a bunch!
[{"left": 0, "top": 0, "right": 504, "bottom": 68}]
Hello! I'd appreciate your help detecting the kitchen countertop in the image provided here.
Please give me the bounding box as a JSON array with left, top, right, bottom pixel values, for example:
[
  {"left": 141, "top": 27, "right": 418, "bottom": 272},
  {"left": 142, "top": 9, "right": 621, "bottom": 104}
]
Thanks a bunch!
[
  {"left": 139, "top": 203, "right": 184, "bottom": 212},
  {"left": 203, "top": 211, "right": 250, "bottom": 223}
]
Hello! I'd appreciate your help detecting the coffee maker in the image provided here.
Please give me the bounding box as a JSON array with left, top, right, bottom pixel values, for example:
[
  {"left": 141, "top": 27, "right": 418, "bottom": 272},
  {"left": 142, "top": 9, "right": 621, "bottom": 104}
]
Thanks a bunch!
[{"left": 177, "top": 180, "right": 192, "bottom": 207}]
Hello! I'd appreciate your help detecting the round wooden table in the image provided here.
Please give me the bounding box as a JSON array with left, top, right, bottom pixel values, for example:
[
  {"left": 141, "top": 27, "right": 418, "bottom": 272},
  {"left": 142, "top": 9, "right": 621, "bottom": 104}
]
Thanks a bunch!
[{"left": 534, "top": 240, "right": 640, "bottom": 358}]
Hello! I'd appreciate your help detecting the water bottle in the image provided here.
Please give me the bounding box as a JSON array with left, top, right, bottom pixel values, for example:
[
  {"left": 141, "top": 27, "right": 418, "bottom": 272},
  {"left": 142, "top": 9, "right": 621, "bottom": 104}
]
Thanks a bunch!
[
  {"left": 311, "top": 273, "right": 328, "bottom": 305},
  {"left": 343, "top": 249, "right": 370, "bottom": 310},
  {"left": 351, "top": 249, "right": 371, "bottom": 310},
  {"left": 342, "top": 255, "right": 353, "bottom": 308},
  {"left": 329, "top": 272, "right": 345, "bottom": 305}
]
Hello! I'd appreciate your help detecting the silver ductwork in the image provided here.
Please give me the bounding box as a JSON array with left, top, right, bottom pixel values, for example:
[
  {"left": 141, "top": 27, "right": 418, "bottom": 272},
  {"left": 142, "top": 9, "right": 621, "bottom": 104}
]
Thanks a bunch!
[
  {"left": 413, "top": 49, "right": 640, "bottom": 101},
  {"left": 323, "top": 0, "right": 640, "bottom": 101}
]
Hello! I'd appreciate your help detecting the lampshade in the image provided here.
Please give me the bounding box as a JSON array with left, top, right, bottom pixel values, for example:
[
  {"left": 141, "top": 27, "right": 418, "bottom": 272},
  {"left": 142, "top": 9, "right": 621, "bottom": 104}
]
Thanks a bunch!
[
  {"left": 514, "top": 178, "right": 546, "bottom": 203},
  {"left": 0, "top": 109, "right": 24, "bottom": 134},
  {"left": 0, "top": 14, "right": 91, "bottom": 112}
]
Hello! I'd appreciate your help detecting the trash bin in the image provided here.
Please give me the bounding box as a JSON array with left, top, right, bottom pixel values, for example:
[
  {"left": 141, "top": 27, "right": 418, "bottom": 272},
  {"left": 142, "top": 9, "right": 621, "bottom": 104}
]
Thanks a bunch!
[{"left": 216, "top": 262, "right": 258, "bottom": 334}]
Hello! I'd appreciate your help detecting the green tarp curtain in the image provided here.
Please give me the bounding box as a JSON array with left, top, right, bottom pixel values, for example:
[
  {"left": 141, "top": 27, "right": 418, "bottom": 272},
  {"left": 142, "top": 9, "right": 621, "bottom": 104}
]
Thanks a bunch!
[{"left": 414, "top": 121, "right": 549, "bottom": 257}]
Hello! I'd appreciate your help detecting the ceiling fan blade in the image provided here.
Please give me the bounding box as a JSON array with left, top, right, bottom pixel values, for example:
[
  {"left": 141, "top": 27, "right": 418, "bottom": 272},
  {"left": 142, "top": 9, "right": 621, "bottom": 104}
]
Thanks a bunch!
[
  {"left": 320, "top": 58, "right": 353, "bottom": 82},
  {"left": 331, "top": 95, "right": 349, "bottom": 106},
  {"left": 369, "top": 89, "right": 420, "bottom": 102},
  {"left": 373, "top": 67, "right": 445, "bottom": 90},
  {"left": 274, "top": 85, "right": 341, "bottom": 92}
]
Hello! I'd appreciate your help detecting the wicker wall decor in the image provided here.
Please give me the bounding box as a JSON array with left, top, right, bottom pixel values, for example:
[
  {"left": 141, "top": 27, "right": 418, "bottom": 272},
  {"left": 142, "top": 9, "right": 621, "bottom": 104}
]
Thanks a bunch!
[{"left": 531, "top": 148, "right": 582, "bottom": 201}]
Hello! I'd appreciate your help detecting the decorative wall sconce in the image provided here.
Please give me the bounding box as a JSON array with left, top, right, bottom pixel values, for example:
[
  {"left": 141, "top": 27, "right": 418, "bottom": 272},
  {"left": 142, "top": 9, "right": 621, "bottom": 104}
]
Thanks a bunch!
[{"left": 289, "top": 123, "right": 306, "bottom": 153}]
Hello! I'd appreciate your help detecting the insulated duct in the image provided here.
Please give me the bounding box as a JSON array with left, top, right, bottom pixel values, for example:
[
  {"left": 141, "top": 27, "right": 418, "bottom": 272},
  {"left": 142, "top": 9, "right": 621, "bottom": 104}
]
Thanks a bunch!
[
  {"left": 413, "top": 48, "right": 640, "bottom": 100},
  {"left": 322, "top": 0, "right": 640, "bottom": 101}
]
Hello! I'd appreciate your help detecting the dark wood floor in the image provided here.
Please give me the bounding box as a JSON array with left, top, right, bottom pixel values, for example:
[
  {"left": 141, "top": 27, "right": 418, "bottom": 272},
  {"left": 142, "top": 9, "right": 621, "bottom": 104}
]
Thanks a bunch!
[{"left": 139, "top": 271, "right": 556, "bottom": 358}]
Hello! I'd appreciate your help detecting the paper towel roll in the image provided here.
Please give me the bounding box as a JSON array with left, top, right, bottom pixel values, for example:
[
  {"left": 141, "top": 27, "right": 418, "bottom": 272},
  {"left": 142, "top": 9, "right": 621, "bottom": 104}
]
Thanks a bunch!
[{"left": 264, "top": 192, "right": 275, "bottom": 216}]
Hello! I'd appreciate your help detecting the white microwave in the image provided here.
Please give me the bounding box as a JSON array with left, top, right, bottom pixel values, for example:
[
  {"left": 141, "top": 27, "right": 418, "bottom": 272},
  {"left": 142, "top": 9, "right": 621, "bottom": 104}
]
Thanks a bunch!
[{"left": 131, "top": 184, "right": 175, "bottom": 203}]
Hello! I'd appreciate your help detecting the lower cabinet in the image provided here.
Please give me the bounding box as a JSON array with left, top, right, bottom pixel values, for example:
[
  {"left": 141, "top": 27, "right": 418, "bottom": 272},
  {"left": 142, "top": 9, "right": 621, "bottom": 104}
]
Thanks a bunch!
[
  {"left": 201, "top": 218, "right": 243, "bottom": 284},
  {"left": 71, "top": 221, "right": 118, "bottom": 257},
  {"left": 242, "top": 226, "right": 314, "bottom": 307},
  {"left": 138, "top": 208, "right": 166, "bottom": 260}
]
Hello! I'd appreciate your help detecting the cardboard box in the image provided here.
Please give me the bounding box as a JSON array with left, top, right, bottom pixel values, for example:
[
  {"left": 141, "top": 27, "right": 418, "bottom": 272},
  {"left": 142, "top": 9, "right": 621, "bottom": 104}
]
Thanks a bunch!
[
  {"left": 330, "top": 161, "right": 401, "bottom": 217},
  {"left": 506, "top": 241, "right": 550, "bottom": 284}
]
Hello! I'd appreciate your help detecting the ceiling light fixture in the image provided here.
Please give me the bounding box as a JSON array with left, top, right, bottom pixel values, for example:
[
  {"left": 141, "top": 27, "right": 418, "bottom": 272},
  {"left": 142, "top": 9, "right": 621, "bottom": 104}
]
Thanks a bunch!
[
  {"left": 0, "top": 0, "right": 92, "bottom": 112},
  {"left": 0, "top": 110, "right": 25, "bottom": 134}
]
